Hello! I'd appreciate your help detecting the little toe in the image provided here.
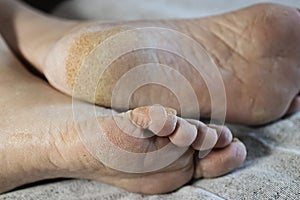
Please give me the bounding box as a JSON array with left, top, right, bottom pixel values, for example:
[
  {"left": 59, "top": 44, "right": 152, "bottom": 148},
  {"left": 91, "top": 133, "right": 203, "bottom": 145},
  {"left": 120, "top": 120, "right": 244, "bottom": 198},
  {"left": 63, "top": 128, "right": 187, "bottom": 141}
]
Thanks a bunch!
[
  {"left": 193, "top": 139, "right": 247, "bottom": 179},
  {"left": 286, "top": 95, "right": 300, "bottom": 116}
]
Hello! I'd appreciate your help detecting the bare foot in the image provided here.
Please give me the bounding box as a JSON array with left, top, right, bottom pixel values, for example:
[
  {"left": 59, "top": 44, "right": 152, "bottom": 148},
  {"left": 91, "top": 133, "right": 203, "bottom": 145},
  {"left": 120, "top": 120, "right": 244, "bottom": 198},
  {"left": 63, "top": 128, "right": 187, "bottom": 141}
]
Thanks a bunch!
[
  {"left": 1, "top": 2, "right": 299, "bottom": 125},
  {"left": 73, "top": 105, "right": 245, "bottom": 194},
  {"left": 0, "top": 36, "right": 246, "bottom": 194}
]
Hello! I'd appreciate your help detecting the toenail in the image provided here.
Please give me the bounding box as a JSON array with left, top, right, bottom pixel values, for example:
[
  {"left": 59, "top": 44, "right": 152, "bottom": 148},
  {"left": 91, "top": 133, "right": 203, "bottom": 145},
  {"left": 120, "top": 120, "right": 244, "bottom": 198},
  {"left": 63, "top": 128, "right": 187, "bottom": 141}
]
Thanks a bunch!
[
  {"left": 155, "top": 114, "right": 177, "bottom": 137},
  {"left": 165, "top": 107, "right": 177, "bottom": 115},
  {"left": 149, "top": 105, "right": 168, "bottom": 133}
]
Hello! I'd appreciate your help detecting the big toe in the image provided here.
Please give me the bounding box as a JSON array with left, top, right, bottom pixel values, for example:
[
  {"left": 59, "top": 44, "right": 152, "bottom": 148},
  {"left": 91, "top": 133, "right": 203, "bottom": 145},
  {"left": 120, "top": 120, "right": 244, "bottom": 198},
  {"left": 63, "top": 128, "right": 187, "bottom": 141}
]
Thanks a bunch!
[
  {"left": 128, "top": 105, "right": 178, "bottom": 136},
  {"left": 194, "top": 139, "right": 247, "bottom": 179},
  {"left": 129, "top": 105, "right": 198, "bottom": 147}
]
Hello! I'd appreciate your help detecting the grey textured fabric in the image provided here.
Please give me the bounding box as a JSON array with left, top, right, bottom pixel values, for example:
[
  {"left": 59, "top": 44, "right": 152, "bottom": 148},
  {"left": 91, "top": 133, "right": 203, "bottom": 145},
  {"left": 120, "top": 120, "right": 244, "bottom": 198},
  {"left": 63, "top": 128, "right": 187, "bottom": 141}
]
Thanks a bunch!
[{"left": 1, "top": 1, "right": 300, "bottom": 199}]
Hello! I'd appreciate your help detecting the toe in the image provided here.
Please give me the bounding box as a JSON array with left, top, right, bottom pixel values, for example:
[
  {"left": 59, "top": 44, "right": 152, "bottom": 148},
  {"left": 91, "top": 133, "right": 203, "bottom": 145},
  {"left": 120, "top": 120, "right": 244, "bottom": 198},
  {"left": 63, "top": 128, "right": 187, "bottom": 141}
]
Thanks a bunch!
[
  {"left": 208, "top": 124, "right": 233, "bottom": 148},
  {"left": 286, "top": 96, "right": 300, "bottom": 116},
  {"left": 186, "top": 119, "right": 218, "bottom": 152},
  {"left": 128, "top": 105, "right": 177, "bottom": 136},
  {"left": 169, "top": 117, "right": 198, "bottom": 147},
  {"left": 151, "top": 106, "right": 178, "bottom": 137},
  {"left": 193, "top": 139, "right": 247, "bottom": 179}
]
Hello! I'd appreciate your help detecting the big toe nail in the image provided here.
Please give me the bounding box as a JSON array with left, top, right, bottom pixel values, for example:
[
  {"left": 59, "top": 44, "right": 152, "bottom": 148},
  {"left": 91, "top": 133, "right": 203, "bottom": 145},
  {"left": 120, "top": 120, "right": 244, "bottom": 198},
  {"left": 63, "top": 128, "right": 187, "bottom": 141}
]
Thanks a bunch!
[{"left": 149, "top": 105, "right": 177, "bottom": 136}]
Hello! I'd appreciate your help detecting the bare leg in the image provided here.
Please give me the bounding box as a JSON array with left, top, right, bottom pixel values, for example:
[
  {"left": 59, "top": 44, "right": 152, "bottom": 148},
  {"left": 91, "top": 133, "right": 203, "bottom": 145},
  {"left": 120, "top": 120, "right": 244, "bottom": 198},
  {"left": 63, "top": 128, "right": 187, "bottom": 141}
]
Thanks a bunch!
[{"left": 0, "top": 1, "right": 299, "bottom": 125}]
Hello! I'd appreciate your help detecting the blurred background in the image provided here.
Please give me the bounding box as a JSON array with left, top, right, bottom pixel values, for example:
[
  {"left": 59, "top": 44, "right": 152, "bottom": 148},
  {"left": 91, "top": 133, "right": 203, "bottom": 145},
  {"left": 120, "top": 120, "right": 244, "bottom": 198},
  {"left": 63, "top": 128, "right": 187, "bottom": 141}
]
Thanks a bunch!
[
  {"left": 22, "top": 0, "right": 65, "bottom": 12},
  {"left": 22, "top": 0, "right": 300, "bottom": 20}
]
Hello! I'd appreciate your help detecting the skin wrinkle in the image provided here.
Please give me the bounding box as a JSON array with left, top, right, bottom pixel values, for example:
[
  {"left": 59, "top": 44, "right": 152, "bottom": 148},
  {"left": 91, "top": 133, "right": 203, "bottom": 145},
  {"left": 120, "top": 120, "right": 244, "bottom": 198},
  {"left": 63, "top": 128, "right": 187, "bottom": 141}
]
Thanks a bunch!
[
  {"left": 50, "top": 137, "right": 67, "bottom": 170},
  {"left": 211, "top": 33, "right": 236, "bottom": 68},
  {"left": 73, "top": 118, "right": 122, "bottom": 170},
  {"left": 8, "top": 129, "right": 61, "bottom": 172},
  {"left": 248, "top": 16, "right": 259, "bottom": 56},
  {"left": 250, "top": 86, "right": 264, "bottom": 120},
  {"left": 213, "top": 19, "right": 239, "bottom": 58},
  {"left": 184, "top": 22, "right": 234, "bottom": 80},
  {"left": 204, "top": 20, "right": 249, "bottom": 85},
  {"left": 236, "top": 25, "right": 252, "bottom": 56},
  {"left": 210, "top": 30, "right": 250, "bottom": 64},
  {"left": 100, "top": 116, "right": 167, "bottom": 153},
  {"left": 205, "top": 38, "right": 245, "bottom": 86},
  {"left": 48, "top": 154, "right": 62, "bottom": 170},
  {"left": 213, "top": 17, "right": 241, "bottom": 36},
  {"left": 208, "top": 21, "right": 255, "bottom": 86},
  {"left": 35, "top": 127, "right": 59, "bottom": 170},
  {"left": 47, "top": 122, "right": 80, "bottom": 171},
  {"left": 214, "top": 18, "right": 254, "bottom": 62},
  {"left": 208, "top": 19, "right": 266, "bottom": 119}
]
